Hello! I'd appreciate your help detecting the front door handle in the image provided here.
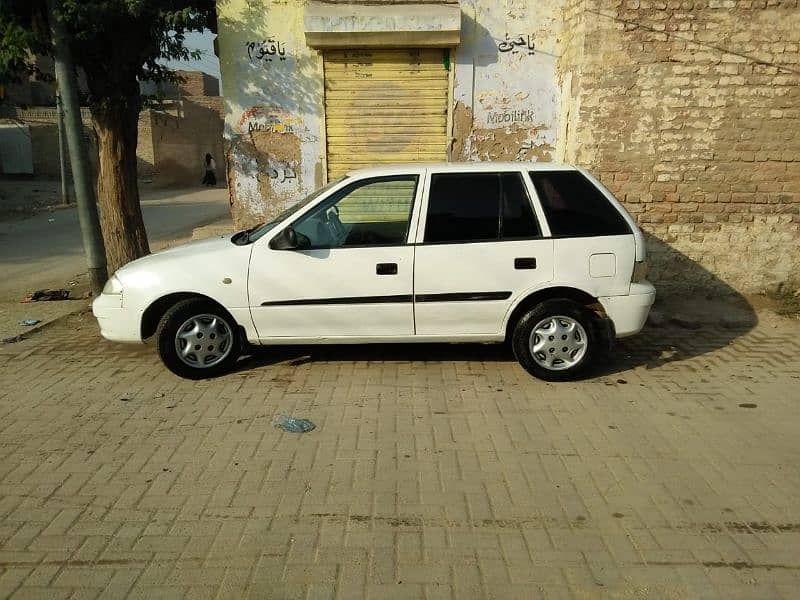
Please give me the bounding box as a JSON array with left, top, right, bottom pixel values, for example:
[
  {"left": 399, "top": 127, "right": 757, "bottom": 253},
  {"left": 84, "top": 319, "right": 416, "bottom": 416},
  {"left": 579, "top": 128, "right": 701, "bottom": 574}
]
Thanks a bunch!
[
  {"left": 376, "top": 263, "right": 398, "bottom": 275},
  {"left": 514, "top": 257, "right": 537, "bottom": 270}
]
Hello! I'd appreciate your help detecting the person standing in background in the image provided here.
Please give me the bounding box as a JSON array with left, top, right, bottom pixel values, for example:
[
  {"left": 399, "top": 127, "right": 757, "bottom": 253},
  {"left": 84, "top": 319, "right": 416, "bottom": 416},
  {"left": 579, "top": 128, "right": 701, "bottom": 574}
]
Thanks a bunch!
[{"left": 202, "top": 153, "right": 217, "bottom": 186}]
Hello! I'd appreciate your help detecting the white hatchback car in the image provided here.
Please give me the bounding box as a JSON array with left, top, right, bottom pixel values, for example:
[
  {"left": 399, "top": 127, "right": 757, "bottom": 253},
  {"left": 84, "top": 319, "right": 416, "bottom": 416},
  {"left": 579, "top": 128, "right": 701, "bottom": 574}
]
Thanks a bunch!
[{"left": 93, "top": 163, "right": 655, "bottom": 381}]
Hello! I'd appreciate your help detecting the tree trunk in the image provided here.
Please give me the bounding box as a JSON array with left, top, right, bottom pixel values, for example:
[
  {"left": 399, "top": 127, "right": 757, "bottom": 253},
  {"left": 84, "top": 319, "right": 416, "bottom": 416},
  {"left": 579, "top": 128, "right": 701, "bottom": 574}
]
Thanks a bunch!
[{"left": 92, "top": 97, "right": 150, "bottom": 274}]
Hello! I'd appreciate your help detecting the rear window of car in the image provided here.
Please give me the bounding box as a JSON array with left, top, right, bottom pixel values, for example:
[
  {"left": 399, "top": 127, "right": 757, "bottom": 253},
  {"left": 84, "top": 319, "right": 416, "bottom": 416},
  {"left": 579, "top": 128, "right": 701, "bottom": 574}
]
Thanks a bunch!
[
  {"left": 528, "top": 171, "right": 631, "bottom": 237},
  {"left": 424, "top": 172, "right": 540, "bottom": 243}
]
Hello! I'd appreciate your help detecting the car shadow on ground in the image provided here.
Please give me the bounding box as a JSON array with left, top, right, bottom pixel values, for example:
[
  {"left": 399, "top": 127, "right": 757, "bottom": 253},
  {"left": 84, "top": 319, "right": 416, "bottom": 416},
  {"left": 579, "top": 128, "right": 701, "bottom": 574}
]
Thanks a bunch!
[
  {"left": 231, "top": 318, "right": 753, "bottom": 380},
  {"left": 230, "top": 241, "right": 759, "bottom": 380}
]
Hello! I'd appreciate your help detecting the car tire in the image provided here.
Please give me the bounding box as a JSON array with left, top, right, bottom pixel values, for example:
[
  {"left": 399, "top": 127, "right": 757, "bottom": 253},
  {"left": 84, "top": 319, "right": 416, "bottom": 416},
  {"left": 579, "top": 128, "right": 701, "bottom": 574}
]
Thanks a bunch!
[
  {"left": 512, "top": 299, "right": 599, "bottom": 382},
  {"left": 156, "top": 298, "right": 241, "bottom": 379}
]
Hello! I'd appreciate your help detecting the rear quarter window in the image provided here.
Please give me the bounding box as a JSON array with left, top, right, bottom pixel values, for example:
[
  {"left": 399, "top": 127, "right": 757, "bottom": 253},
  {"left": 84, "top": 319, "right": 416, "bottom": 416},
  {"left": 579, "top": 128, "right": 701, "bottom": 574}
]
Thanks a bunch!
[{"left": 529, "top": 171, "right": 631, "bottom": 237}]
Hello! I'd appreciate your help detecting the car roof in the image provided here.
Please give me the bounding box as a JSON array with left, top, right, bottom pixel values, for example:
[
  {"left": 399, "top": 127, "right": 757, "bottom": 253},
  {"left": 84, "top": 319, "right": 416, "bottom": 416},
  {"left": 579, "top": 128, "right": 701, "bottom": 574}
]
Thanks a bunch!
[{"left": 345, "top": 162, "right": 577, "bottom": 178}]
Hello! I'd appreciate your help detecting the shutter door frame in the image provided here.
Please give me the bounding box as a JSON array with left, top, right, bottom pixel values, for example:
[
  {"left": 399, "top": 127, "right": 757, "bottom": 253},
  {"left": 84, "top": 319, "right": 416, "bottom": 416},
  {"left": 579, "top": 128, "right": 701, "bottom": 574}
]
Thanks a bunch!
[{"left": 322, "top": 48, "right": 452, "bottom": 183}]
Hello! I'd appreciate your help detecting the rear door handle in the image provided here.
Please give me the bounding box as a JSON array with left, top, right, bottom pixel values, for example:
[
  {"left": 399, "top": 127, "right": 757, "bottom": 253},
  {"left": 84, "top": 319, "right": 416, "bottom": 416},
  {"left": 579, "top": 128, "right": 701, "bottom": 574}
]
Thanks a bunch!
[
  {"left": 514, "top": 257, "right": 537, "bottom": 270},
  {"left": 376, "top": 263, "right": 398, "bottom": 275}
]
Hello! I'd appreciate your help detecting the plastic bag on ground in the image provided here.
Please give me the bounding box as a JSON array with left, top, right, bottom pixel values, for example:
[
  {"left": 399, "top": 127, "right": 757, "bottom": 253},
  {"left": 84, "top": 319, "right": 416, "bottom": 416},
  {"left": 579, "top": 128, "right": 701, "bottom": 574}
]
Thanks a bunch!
[{"left": 273, "top": 415, "right": 315, "bottom": 433}]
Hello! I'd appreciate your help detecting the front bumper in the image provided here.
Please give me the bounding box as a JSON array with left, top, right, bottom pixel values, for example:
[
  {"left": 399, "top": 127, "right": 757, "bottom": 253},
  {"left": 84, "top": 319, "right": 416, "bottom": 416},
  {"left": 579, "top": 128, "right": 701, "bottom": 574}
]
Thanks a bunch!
[
  {"left": 599, "top": 281, "right": 656, "bottom": 338},
  {"left": 92, "top": 293, "right": 142, "bottom": 343}
]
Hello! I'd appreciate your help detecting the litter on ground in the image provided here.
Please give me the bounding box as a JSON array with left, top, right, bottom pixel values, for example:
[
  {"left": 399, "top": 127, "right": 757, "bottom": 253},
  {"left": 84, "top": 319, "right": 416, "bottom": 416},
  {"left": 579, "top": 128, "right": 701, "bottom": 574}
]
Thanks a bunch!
[{"left": 273, "top": 415, "right": 315, "bottom": 433}]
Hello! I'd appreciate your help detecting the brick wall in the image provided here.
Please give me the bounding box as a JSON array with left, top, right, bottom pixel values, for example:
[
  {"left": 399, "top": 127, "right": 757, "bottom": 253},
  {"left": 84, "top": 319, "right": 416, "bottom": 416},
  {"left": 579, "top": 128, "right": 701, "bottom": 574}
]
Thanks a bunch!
[
  {"left": 175, "top": 71, "right": 220, "bottom": 98},
  {"left": 145, "top": 97, "right": 225, "bottom": 186},
  {"left": 14, "top": 102, "right": 223, "bottom": 185},
  {"left": 559, "top": 0, "right": 800, "bottom": 294},
  {"left": 10, "top": 108, "right": 95, "bottom": 178}
]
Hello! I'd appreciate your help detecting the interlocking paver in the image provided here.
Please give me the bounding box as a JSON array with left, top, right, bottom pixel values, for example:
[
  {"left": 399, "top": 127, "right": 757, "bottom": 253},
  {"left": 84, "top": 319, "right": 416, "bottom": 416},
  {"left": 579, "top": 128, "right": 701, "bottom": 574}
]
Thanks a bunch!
[{"left": 1, "top": 310, "right": 800, "bottom": 598}]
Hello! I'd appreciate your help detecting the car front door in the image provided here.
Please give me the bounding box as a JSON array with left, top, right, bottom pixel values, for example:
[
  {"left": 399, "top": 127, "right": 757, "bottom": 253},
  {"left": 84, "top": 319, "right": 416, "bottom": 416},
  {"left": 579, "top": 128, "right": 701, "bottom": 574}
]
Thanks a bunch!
[
  {"left": 248, "top": 174, "right": 421, "bottom": 340},
  {"left": 413, "top": 170, "right": 555, "bottom": 336}
]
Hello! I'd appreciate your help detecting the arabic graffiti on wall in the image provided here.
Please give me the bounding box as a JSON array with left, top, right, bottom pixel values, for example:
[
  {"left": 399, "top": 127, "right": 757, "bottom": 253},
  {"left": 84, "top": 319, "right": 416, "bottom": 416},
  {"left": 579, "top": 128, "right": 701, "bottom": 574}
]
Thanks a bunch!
[
  {"left": 497, "top": 34, "right": 536, "bottom": 55},
  {"left": 246, "top": 39, "right": 287, "bottom": 64},
  {"left": 268, "top": 166, "right": 297, "bottom": 182},
  {"left": 264, "top": 157, "right": 301, "bottom": 202}
]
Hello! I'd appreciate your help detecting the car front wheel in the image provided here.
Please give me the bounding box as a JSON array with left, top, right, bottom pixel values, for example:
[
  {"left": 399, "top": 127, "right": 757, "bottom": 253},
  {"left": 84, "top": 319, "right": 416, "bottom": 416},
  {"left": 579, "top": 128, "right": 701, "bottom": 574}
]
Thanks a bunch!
[
  {"left": 512, "top": 299, "right": 598, "bottom": 381},
  {"left": 156, "top": 298, "right": 241, "bottom": 379}
]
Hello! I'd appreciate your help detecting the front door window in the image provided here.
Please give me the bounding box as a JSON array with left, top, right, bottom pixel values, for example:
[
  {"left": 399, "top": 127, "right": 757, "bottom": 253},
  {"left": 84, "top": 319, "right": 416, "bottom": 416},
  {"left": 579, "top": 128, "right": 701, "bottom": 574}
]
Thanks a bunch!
[{"left": 293, "top": 175, "right": 418, "bottom": 248}]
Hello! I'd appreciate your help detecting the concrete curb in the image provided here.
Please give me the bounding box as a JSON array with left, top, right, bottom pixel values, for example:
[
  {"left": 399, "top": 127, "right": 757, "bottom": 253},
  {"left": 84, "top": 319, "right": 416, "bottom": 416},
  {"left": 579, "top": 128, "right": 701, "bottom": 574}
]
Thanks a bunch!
[{"left": 2, "top": 302, "right": 92, "bottom": 344}]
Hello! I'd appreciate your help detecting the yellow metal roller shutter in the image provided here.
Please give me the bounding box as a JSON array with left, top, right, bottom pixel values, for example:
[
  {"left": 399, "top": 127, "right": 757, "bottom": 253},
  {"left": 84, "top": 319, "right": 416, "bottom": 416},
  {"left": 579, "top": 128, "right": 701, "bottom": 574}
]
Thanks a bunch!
[{"left": 324, "top": 48, "right": 449, "bottom": 179}]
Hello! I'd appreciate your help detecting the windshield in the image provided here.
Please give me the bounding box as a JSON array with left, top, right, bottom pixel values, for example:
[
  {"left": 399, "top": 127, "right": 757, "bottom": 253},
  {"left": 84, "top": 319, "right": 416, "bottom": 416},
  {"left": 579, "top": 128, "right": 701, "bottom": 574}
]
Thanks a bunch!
[{"left": 238, "top": 176, "right": 348, "bottom": 243}]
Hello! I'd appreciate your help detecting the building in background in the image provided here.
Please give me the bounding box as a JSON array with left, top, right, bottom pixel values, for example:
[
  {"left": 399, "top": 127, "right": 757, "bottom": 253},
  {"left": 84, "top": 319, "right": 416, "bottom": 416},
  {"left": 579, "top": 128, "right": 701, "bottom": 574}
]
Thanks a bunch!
[
  {"left": 0, "top": 56, "right": 93, "bottom": 177},
  {"left": 216, "top": 0, "right": 799, "bottom": 294},
  {"left": 137, "top": 70, "right": 226, "bottom": 187},
  {"left": 1, "top": 68, "right": 224, "bottom": 188}
]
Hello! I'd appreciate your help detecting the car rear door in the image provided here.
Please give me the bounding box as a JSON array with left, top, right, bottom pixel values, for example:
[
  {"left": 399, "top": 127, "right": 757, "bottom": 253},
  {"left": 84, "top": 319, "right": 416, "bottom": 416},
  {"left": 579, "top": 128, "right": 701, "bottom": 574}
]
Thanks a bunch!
[{"left": 412, "top": 169, "right": 554, "bottom": 337}]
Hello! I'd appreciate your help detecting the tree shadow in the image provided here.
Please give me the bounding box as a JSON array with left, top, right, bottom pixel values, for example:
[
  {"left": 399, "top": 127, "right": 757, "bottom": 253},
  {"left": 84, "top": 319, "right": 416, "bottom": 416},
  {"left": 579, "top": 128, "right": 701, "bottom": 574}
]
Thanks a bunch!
[
  {"left": 215, "top": 0, "right": 325, "bottom": 227},
  {"left": 226, "top": 235, "right": 758, "bottom": 379}
]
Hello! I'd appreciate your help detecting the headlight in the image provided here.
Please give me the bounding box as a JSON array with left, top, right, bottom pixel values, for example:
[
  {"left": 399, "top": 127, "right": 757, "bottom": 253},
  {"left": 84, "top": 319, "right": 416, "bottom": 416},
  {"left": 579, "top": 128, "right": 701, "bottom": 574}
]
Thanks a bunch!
[{"left": 102, "top": 275, "right": 123, "bottom": 295}]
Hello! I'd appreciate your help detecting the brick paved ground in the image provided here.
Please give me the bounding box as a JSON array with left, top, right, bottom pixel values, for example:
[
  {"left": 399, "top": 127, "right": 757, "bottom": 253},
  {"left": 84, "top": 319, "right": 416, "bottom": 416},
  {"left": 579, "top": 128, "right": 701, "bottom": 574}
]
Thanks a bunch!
[{"left": 1, "top": 310, "right": 799, "bottom": 599}]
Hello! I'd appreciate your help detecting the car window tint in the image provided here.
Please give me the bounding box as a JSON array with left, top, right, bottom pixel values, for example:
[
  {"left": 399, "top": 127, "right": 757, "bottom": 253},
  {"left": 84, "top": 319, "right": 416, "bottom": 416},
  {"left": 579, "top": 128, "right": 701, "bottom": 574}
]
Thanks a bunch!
[
  {"left": 501, "top": 173, "right": 540, "bottom": 239},
  {"left": 293, "top": 176, "right": 417, "bottom": 248},
  {"left": 424, "top": 173, "right": 500, "bottom": 243},
  {"left": 529, "top": 171, "right": 631, "bottom": 237}
]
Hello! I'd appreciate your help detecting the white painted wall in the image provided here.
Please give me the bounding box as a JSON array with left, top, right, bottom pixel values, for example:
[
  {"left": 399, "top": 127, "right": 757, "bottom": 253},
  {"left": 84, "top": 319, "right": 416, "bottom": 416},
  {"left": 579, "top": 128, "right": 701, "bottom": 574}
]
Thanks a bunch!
[
  {"left": 218, "top": 0, "right": 325, "bottom": 221},
  {"left": 454, "top": 0, "right": 562, "bottom": 160},
  {"left": 218, "top": 0, "right": 566, "bottom": 225}
]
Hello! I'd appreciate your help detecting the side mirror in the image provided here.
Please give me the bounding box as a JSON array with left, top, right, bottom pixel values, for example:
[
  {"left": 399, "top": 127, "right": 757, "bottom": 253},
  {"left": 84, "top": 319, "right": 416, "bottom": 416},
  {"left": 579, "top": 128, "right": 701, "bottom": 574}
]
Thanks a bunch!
[{"left": 269, "top": 226, "right": 298, "bottom": 250}]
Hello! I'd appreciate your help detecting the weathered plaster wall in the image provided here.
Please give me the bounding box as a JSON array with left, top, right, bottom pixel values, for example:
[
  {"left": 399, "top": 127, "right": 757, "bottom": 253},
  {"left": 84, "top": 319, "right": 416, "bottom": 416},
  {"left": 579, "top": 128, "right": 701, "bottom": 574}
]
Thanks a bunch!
[
  {"left": 452, "top": 0, "right": 562, "bottom": 162},
  {"left": 558, "top": 0, "right": 800, "bottom": 294},
  {"left": 218, "top": 0, "right": 324, "bottom": 227},
  {"left": 218, "top": 0, "right": 799, "bottom": 293},
  {"left": 219, "top": 0, "right": 566, "bottom": 225}
]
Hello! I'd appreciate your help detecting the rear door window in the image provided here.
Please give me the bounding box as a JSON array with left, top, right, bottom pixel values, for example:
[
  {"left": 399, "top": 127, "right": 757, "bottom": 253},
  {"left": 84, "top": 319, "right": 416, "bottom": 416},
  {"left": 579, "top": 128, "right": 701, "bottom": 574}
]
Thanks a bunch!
[
  {"left": 424, "top": 172, "right": 540, "bottom": 243},
  {"left": 529, "top": 171, "right": 630, "bottom": 237},
  {"left": 424, "top": 173, "right": 499, "bottom": 243}
]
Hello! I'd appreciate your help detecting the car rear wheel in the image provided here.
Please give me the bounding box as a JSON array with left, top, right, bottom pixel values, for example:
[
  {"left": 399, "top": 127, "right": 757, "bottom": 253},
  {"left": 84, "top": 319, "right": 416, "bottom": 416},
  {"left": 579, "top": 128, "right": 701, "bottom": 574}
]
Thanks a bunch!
[
  {"left": 512, "top": 299, "right": 598, "bottom": 381},
  {"left": 156, "top": 298, "right": 241, "bottom": 379}
]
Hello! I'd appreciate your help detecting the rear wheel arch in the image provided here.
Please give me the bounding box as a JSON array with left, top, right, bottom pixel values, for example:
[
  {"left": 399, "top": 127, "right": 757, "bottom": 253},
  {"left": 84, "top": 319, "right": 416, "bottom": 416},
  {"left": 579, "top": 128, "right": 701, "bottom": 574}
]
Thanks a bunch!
[
  {"left": 504, "top": 286, "right": 603, "bottom": 342},
  {"left": 141, "top": 292, "right": 235, "bottom": 340}
]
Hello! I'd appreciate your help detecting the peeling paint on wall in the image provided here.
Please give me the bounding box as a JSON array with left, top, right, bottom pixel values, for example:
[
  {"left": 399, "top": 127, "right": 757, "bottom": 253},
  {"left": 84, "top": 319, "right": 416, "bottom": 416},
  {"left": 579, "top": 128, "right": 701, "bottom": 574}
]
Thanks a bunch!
[
  {"left": 451, "top": 100, "right": 553, "bottom": 161},
  {"left": 228, "top": 147, "right": 259, "bottom": 225},
  {"left": 452, "top": 0, "right": 562, "bottom": 165},
  {"left": 237, "top": 106, "right": 304, "bottom": 136},
  {"left": 217, "top": 0, "right": 800, "bottom": 292},
  {"left": 218, "top": 0, "right": 324, "bottom": 228},
  {"left": 451, "top": 101, "right": 473, "bottom": 161},
  {"left": 219, "top": 0, "right": 564, "bottom": 228}
]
